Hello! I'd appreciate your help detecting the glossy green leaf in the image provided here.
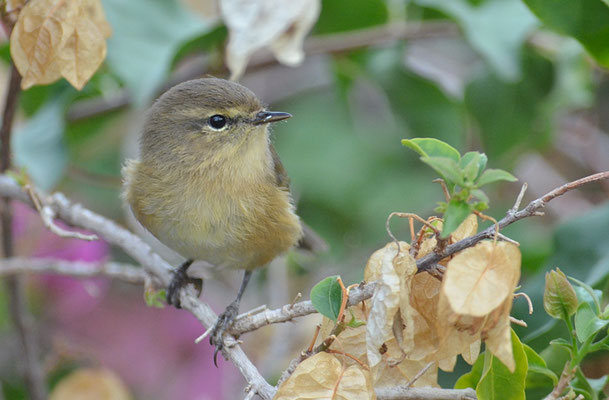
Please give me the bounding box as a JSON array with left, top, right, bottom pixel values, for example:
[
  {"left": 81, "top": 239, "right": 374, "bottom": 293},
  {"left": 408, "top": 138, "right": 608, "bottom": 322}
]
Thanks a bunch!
[
  {"left": 442, "top": 199, "right": 472, "bottom": 238},
  {"left": 523, "top": 344, "right": 558, "bottom": 388},
  {"left": 310, "top": 276, "right": 343, "bottom": 321},
  {"left": 455, "top": 352, "right": 485, "bottom": 389},
  {"left": 402, "top": 138, "right": 461, "bottom": 162},
  {"left": 102, "top": 0, "right": 210, "bottom": 105},
  {"left": 523, "top": 0, "right": 609, "bottom": 69},
  {"left": 574, "top": 302, "right": 607, "bottom": 343},
  {"left": 476, "top": 168, "right": 518, "bottom": 187},
  {"left": 415, "top": 0, "right": 537, "bottom": 80},
  {"left": 420, "top": 156, "right": 464, "bottom": 187},
  {"left": 477, "top": 330, "right": 527, "bottom": 400}
]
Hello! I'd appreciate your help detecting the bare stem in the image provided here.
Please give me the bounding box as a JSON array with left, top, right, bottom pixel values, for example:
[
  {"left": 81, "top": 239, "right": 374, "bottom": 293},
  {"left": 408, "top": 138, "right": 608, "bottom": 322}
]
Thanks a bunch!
[
  {"left": 416, "top": 171, "right": 609, "bottom": 272},
  {"left": 1, "top": 61, "right": 47, "bottom": 399}
]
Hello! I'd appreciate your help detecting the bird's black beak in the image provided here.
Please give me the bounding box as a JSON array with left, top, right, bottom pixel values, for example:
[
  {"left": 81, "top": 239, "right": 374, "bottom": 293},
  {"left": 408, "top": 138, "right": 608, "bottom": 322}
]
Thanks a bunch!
[{"left": 252, "top": 111, "right": 292, "bottom": 125}]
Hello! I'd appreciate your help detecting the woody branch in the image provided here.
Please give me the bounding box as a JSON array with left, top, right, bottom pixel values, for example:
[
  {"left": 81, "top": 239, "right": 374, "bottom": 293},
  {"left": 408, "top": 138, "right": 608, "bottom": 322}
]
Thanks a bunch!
[{"left": 0, "top": 172, "right": 608, "bottom": 399}]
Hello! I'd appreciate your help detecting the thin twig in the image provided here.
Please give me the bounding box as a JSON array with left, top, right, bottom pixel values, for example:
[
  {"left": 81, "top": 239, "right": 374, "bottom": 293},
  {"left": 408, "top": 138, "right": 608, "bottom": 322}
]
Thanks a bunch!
[
  {"left": 509, "top": 316, "right": 528, "bottom": 327},
  {"left": 0, "top": 257, "right": 147, "bottom": 284},
  {"left": 26, "top": 185, "right": 98, "bottom": 241},
  {"left": 0, "top": 172, "right": 607, "bottom": 400},
  {"left": 376, "top": 387, "right": 477, "bottom": 400},
  {"left": 543, "top": 362, "right": 576, "bottom": 400},
  {"left": 0, "top": 62, "right": 47, "bottom": 400},
  {"left": 406, "top": 361, "right": 435, "bottom": 388},
  {"left": 514, "top": 292, "right": 534, "bottom": 315},
  {"left": 416, "top": 172, "right": 609, "bottom": 272}
]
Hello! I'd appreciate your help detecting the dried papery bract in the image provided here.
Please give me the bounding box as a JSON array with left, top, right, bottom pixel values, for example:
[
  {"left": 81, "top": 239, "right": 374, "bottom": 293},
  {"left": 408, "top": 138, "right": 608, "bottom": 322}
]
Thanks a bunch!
[
  {"left": 220, "top": 0, "right": 320, "bottom": 80},
  {"left": 438, "top": 241, "right": 522, "bottom": 372},
  {"left": 274, "top": 352, "right": 375, "bottom": 400},
  {"left": 10, "top": 0, "right": 111, "bottom": 90},
  {"left": 49, "top": 368, "right": 131, "bottom": 400},
  {"left": 318, "top": 306, "right": 439, "bottom": 389},
  {"left": 364, "top": 241, "right": 416, "bottom": 375},
  {"left": 443, "top": 241, "right": 521, "bottom": 317}
]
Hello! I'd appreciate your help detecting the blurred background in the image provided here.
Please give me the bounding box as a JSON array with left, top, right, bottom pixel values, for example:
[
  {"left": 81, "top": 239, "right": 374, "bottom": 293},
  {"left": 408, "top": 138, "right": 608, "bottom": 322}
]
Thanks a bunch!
[{"left": 1, "top": 0, "right": 609, "bottom": 398}]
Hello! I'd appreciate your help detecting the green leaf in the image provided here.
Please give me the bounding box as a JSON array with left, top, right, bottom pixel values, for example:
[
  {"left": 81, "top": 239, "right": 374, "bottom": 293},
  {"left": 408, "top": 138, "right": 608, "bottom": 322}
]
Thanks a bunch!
[
  {"left": 102, "top": 0, "right": 211, "bottom": 105},
  {"left": 523, "top": 0, "right": 609, "bottom": 69},
  {"left": 314, "top": 0, "right": 388, "bottom": 34},
  {"left": 460, "top": 151, "right": 487, "bottom": 180},
  {"left": 414, "top": 0, "right": 537, "bottom": 80},
  {"left": 549, "top": 338, "right": 572, "bottom": 352},
  {"left": 477, "top": 330, "right": 527, "bottom": 400},
  {"left": 464, "top": 49, "right": 555, "bottom": 159},
  {"left": 575, "top": 302, "right": 607, "bottom": 343},
  {"left": 347, "top": 309, "right": 366, "bottom": 328},
  {"left": 144, "top": 289, "right": 166, "bottom": 308},
  {"left": 442, "top": 199, "right": 472, "bottom": 238},
  {"left": 460, "top": 152, "right": 481, "bottom": 182},
  {"left": 310, "top": 276, "right": 343, "bottom": 321},
  {"left": 476, "top": 168, "right": 518, "bottom": 187},
  {"left": 569, "top": 276, "right": 602, "bottom": 313},
  {"left": 455, "top": 352, "right": 485, "bottom": 389},
  {"left": 402, "top": 138, "right": 461, "bottom": 162},
  {"left": 523, "top": 344, "right": 558, "bottom": 388},
  {"left": 544, "top": 269, "right": 579, "bottom": 320},
  {"left": 471, "top": 189, "right": 490, "bottom": 204},
  {"left": 420, "top": 156, "right": 464, "bottom": 187},
  {"left": 572, "top": 368, "right": 597, "bottom": 400},
  {"left": 13, "top": 92, "right": 72, "bottom": 190}
]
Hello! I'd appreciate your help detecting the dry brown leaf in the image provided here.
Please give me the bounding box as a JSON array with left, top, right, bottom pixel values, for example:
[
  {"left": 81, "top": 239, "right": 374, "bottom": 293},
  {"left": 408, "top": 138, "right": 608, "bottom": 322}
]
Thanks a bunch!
[
  {"left": 10, "top": 0, "right": 110, "bottom": 90},
  {"left": 275, "top": 352, "right": 375, "bottom": 400},
  {"left": 364, "top": 242, "right": 408, "bottom": 371},
  {"left": 482, "top": 298, "right": 516, "bottom": 372},
  {"left": 391, "top": 244, "right": 418, "bottom": 356},
  {"left": 220, "top": 0, "right": 320, "bottom": 80},
  {"left": 49, "top": 368, "right": 131, "bottom": 400},
  {"left": 80, "top": 0, "right": 112, "bottom": 38},
  {"left": 58, "top": 6, "right": 106, "bottom": 90},
  {"left": 11, "top": 0, "right": 78, "bottom": 88},
  {"left": 442, "top": 241, "right": 521, "bottom": 317},
  {"left": 450, "top": 214, "right": 478, "bottom": 243}
]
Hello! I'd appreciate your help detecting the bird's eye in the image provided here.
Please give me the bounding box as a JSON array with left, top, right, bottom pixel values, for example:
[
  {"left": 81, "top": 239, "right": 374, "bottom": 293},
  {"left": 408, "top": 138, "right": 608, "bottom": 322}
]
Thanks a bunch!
[{"left": 209, "top": 115, "right": 227, "bottom": 130}]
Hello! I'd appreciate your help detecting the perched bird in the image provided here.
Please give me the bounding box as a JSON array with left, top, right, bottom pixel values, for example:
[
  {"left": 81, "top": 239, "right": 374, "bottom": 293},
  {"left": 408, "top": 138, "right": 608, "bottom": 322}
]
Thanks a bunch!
[{"left": 122, "top": 77, "right": 312, "bottom": 362}]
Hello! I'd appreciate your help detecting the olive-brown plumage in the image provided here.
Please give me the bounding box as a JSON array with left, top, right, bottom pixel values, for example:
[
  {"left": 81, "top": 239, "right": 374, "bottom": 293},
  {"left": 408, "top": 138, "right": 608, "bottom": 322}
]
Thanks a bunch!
[{"left": 122, "top": 78, "right": 303, "bottom": 360}]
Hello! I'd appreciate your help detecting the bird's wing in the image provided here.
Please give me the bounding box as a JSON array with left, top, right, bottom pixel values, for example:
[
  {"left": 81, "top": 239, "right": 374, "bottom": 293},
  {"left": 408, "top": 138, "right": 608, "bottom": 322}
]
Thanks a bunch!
[
  {"left": 270, "top": 144, "right": 328, "bottom": 253},
  {"left": 270, "top": 143, "right": 291, "bottom": 189}
]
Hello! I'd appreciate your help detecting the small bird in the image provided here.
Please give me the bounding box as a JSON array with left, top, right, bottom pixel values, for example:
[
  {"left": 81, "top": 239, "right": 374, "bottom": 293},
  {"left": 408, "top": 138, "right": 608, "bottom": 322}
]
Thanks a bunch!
[{"left": 122, "top": 78, "right": 309, "bottom": 362}]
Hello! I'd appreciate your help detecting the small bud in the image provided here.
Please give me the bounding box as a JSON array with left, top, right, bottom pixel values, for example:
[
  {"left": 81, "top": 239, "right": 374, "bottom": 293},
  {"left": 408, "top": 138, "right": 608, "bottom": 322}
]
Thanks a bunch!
[{"left": 544, "top": 268, "right": 578, "bottom": 320}]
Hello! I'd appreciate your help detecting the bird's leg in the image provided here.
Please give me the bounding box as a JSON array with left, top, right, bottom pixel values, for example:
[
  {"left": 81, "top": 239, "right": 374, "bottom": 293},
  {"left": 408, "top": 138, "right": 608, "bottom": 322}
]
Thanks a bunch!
[
  {"left": 210, "top": 270, "right": 253, "bottom": 366},
  {"left": 166, "top": 259, "right": 203, "bottom": 308}
]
